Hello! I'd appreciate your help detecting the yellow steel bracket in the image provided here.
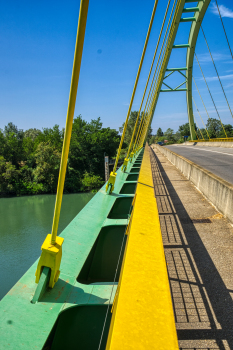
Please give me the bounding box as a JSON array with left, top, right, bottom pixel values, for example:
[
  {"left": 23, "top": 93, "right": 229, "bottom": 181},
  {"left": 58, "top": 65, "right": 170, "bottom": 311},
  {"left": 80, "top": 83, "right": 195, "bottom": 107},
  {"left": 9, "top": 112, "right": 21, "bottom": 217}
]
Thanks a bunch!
[
  {"left": 35, "top": 234, "right": 64, "bottom": 288},
  {"left": 106, "top": 171, "right": 117, "bottom": 194},
  {"left": 122, "top": 158, "right": 129, "bottom": 172},
  {"left": 129, "top": 152, "right": 134, "bottom": 162}
]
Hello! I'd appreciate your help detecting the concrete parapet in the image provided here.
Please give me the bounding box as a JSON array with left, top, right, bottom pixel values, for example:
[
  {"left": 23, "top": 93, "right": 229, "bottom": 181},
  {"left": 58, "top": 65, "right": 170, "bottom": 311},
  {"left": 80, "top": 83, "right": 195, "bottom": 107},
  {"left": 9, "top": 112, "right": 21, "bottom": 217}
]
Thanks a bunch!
[
  {"left": 183, "top": 141, "right": 233, "bottom": 148},
  {"left": 153, "top": 144, "right": 233, "bottom": 223}
]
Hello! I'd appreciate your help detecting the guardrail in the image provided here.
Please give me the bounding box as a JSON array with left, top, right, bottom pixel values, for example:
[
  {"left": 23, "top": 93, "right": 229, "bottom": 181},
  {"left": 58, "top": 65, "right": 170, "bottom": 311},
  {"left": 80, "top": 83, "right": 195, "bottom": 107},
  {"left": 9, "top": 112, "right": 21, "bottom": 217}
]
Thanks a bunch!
[
  {"left": 155, "top": 144, "right": 233, "bottom": 224},
  {"left": 189, "top": 138, "right": 233, "bottom": 142}
]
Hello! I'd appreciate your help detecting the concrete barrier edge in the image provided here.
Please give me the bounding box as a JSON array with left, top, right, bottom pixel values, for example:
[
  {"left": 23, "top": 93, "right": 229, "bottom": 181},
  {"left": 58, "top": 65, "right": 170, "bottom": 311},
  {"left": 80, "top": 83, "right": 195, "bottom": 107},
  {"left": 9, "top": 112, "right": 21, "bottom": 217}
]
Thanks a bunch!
[{"left": 153, "top": 144, "right": 233, "bottom": 224}]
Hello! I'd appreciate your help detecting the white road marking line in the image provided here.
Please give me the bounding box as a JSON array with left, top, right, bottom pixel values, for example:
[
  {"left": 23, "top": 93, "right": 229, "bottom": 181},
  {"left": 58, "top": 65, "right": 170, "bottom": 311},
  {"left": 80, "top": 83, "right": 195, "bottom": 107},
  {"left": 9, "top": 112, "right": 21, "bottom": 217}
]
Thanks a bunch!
[{"left": 169, "top": 146, "right": 233, "bottom": 157}]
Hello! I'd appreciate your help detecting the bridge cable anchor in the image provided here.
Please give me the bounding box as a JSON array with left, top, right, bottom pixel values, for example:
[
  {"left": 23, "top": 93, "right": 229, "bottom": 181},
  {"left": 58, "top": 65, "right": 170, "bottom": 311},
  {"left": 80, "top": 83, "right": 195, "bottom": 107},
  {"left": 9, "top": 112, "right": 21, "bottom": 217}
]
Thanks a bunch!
[
  {"left": 35, "top": 234, "right": 64, "bottom": 289},
  {"left": 122, "top": 158, "right": 129, "bottom": 172},
  {"left": 106, "top": 171, "right": 117, "bottom": 194}
]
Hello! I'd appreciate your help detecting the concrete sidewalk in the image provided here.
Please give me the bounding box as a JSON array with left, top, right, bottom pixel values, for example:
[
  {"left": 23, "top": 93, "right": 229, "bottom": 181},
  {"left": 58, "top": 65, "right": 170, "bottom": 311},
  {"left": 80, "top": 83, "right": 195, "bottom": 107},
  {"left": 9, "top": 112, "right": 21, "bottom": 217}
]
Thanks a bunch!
[{"left": 150, "top": 146, "right": 233, "bottom": 350}]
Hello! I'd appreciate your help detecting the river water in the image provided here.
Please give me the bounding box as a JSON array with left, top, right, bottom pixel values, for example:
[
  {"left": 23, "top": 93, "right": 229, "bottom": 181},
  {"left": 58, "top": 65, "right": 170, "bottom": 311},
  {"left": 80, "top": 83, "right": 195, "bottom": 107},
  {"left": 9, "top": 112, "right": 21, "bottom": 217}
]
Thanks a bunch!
[{"left": 0, "top": 193, "right": 94, "bottom": 300}]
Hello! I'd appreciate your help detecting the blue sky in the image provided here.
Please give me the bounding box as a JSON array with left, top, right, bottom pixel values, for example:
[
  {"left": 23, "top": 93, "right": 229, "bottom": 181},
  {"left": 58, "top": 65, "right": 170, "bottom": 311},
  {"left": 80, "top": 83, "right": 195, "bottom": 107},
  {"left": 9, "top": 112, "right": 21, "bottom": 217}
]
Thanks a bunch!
[{"left": 0, "top": 0, "right": 232, "bottom": 134}]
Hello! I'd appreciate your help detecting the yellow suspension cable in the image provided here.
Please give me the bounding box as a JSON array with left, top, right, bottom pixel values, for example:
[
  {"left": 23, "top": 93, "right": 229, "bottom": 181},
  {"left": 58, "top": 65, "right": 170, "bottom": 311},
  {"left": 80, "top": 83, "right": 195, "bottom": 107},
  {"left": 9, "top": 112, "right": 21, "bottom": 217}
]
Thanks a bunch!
[
  {"left": 201, "top": 26, "right": 233, "bottom": 120},
  {"left": 193, "top": 77, "right": 218, "bottom": 137},
  {"left": 106, "top": 0, "right": 159, "bottom": 193},
  {"left": 192, "top": 97, "right": 210, "bottom": 139},
  {"left": 194, "top": 129, "right": 199, "bottom": 140},
  {"left": 195, "top": 53, "right": 228, "bottom": 138},
  {"left": 193, "top": 114, "right": 204, "bottom": 139},
  {"left": 215, "top": 0, "right": 233, "bottom": 59},
  {"left": 134, "top": 0, "right": 178, "bottom": 151},
  {"left": 137, "top": 0, "right": 180, "bottom": 147},
  {"left": 51, "top": 0, "right": 89, "bottom": 244},
  {"left": 125, "top": 0, "right": 172, "bottom": 163},
  {"left": 35, "top": 0, "right": 89, "bottom": 289}
]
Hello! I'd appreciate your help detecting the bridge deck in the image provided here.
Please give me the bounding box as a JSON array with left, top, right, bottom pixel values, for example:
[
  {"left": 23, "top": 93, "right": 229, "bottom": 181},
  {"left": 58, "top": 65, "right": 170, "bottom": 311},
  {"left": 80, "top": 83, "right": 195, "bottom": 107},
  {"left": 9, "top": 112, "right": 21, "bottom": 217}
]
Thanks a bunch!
[
  {"left": 151, "top": 147, "right": 233, "bottom": 350},
  {"left": 164, "top": 144, "right": 233, "bottom": 185}
]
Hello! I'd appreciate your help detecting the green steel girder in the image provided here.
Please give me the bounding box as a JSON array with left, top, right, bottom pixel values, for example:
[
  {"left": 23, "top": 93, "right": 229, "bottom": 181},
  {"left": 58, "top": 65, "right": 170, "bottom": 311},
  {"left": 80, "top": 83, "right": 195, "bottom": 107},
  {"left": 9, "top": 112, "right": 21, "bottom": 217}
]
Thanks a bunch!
[
  {"left": 0, "top": 150, "right": 143, "bottom": 350},
  {"left": 166, "top": 67, "right": 187, "bottom": 71},
  {"left": 162, "top": 67, "right": 187, "bottom": 92},
  {"left": 186, "top": 0, "right": 211, "bottom": 139},
  {"left": 173, "top": 44, "right": 190, "bottom": 48},
  {"left": 182, "top": 7, "right": 200, "bottom": 13},
  {"left": 161, "top": 88, "right": 187, "bottom": 92},
  {"left": 180, "top": 16, "right": 196, "bottom": 22}
]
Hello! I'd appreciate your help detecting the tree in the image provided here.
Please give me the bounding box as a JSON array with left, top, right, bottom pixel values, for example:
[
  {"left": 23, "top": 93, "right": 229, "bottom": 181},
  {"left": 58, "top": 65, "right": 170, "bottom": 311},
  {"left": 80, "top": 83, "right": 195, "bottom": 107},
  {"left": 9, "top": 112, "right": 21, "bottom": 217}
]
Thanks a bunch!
[
  {"left": 3, "top": 122, "right": 24, "bottom": 166},
  {"left": 0, "top": 156, "right": 19, "bottom": 194},
  {"left": 66, "top": 116, "right": 120, "bottom": 192},
  {"left": 206, "top": 118, "right": 222, "bottom": 138},
  {"left": 164, "top": 128, "right": 174, "bottom": 140},
  {"left": 119, "top": 111, "right": 152, "bottom": 148},
  {"left": 149, "top": 135, "right": 157, "bottom": 145},
  {"left": 178, "top": 123, "right": 191, "bottom": 137},
  {"left": 81, "top": 172, "right": 104, "bottom": 192},
  {"left": 0, "top": 117, "right": 121, "bottom": 196},
  {"left": 34, "top": 125, "right": 64, "bottom": 151},
  {"left": 156, "top": 127, "right": 163, "bottom": 137},
  {"left": 33, "top": 141, "right": 61, "bottom": 192},
  {"left": 218, "top": 124, "right": 233, "bottom": 138},
  {"left": 24, "top": 128, "right": 41, "bottom": 141}
]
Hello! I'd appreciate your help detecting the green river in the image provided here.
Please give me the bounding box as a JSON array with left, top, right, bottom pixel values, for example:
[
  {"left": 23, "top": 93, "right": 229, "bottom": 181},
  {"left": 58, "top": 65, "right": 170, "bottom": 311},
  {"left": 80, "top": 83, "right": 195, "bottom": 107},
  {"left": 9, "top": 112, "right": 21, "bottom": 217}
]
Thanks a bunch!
[{"left": 0, "top": 193, "right": 94, "bottom": 300}]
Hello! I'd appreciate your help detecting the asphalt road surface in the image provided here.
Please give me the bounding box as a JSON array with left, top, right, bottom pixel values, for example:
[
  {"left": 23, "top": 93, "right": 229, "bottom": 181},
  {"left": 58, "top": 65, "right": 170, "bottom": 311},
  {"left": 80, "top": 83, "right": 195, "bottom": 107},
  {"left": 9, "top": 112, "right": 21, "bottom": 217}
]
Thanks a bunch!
[{"left": 165, "top": 145, "right": 233, "bottom": 185}]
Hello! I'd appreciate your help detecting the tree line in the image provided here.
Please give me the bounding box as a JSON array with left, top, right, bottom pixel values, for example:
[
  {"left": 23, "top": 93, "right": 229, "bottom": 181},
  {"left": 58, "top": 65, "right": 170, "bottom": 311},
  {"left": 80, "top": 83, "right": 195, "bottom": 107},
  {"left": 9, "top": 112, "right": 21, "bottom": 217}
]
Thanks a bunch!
[
  {"left": 2, "top": 112, "right": 227, "bottom": 197},
  {"left": 0, "top": 116, "right": 120, "bottom": 196},
  {"left": 149, "top": 118, "right": 233, "bottom": 145},
  {"left": 0, "top": 110, "right": 153, "bottom": 197}
]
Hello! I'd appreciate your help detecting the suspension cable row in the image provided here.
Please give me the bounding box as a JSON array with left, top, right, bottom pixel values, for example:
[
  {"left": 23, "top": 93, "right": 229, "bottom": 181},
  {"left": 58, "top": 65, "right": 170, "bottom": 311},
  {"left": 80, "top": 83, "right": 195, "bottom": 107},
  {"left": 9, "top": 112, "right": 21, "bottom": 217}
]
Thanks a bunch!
[
  {"left": 193, "top": 114, "right": 204, "bottom": 139},
  {"left": 122, "top": 0, "right": 172, "bottom": 169},
  {"left": 134, "top": 0, "right": 176, "bottom": 149},
  {"left": 201, "top": 26, "right": 233, "bottom": 120},
  {"left": 215, "top": 0, "right": 233, "bottom": 60},
  {"left": 193, "top": 77, "right": 218, "bottom": 137},
  {"left": 137, "top": 0, "right": 181, "bottom": 148},
  {"left": 131, "top": 0, "right": 178, "bottom": 154},
  {"left": 105, "top": 0, "right": 159, "bottom": 193},
  {"left": 135, "top": 0, "right": 179, "bottom": 150},
  {"left": 194, "top": 52, "right": 228, "bottom": 137},
  {"left": 192, "top": 97, "right": 210, "bottom": 139}
]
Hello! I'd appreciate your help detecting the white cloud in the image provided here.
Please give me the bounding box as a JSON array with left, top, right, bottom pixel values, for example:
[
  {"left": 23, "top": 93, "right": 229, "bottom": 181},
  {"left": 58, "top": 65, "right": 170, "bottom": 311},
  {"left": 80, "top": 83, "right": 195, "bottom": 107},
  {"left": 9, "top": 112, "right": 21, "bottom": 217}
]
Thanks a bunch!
[
  {"left": 195, "top": 52, "right": 231, "bottom": 63},
  {"left": 195, "top": 73, "right": 233, "bottom": 84},
  {"left": 205, "top": 73, "right": 233, "bottom": 82},
  {"left": 211, "top": 3, "right": 233, "bottom": 19},
  {"left": 225, "top": 82, "right": 233, "bottom": 88}
]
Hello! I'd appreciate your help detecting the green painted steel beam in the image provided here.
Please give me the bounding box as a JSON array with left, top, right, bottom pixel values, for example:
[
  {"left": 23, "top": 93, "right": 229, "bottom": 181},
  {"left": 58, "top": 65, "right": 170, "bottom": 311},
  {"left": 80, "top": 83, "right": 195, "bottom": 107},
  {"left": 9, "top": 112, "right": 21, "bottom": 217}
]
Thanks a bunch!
[
  {"left": 0, "top": 150, "right": 144, "bottom": 349},
  {"left": 182, "top": 7, "right": 200, "bottom": 12},
  {"left": 166, "top": 67, "right": 187, "bottom": 71},
  {"left": 164, "top": 71, "right": 175, "bottom": 80},
  {"left": 186, "top": 0, "right": 211, "bottom": 140},
  {"left": 162, "top": 81, "right": 173, "bottom": 90},
  {"left": 180, "top": 17, "right": 196, "bottom": 22},
  {"left": 174, "top": 80, "right": 187, "bottom": 90},
  {"left": 178, "top": 70, "right": 187, "bottom": 79},
  {"left": 173, "top": 44, "right": 190, "bottom": 48},
  {"left": 160, "top": 88, "right": 187, "bottom": 92}
]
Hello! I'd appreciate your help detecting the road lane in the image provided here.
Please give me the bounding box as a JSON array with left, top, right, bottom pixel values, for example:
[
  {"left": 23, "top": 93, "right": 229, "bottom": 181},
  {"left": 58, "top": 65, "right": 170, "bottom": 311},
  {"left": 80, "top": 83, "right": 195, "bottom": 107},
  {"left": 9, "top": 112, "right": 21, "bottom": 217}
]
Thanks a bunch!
[{"left": 164, "top": 145, "right": 233, "bottom": 185}]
